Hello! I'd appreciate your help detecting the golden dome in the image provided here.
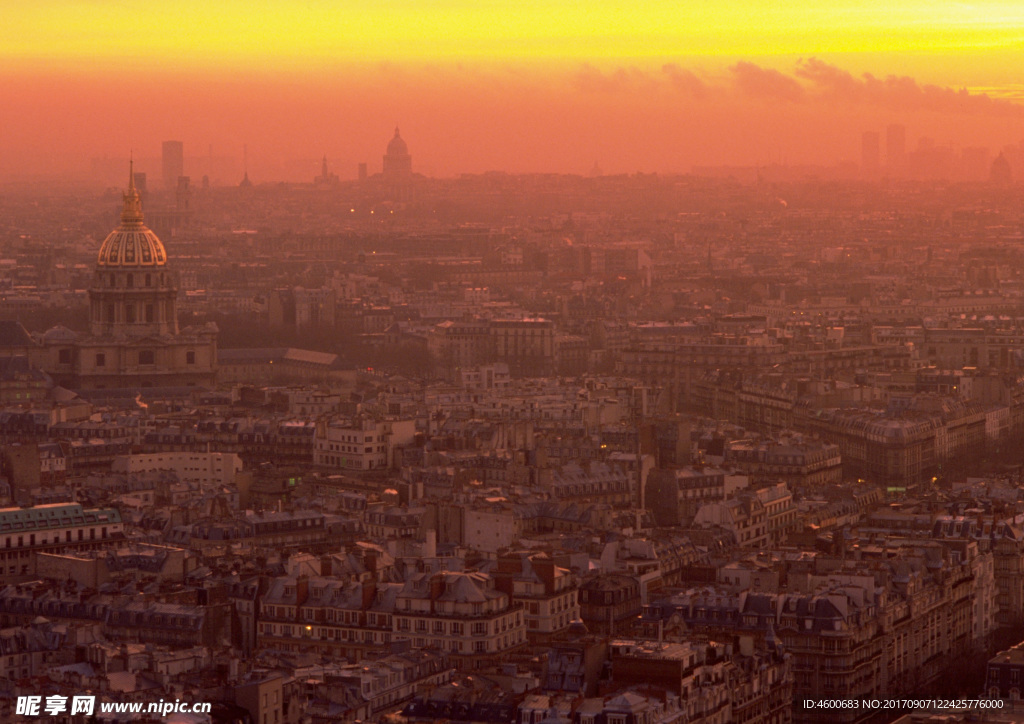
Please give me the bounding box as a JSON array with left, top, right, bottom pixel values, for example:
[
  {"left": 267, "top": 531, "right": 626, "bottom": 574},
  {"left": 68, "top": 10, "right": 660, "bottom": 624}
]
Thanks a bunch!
[{"left": 96, "top": 159, "right": 168, "bottom": 268}]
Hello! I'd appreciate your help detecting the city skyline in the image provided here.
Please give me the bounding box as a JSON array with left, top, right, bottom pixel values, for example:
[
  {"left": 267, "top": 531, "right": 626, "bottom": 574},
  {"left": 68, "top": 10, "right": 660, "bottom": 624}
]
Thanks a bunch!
[
  {"left": 7, "top": 4, "right": 1024, "bottom": 721},
  {"left": 4, "top": 2, "right": 1024, "bottom": 180},
  {"left": 78, "top": 123, "right": 1024, "bottom": 190}
]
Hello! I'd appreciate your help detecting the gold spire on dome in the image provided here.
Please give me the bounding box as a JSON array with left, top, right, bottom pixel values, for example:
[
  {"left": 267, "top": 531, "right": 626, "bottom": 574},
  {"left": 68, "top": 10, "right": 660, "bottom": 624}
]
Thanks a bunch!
[{"left": 120, "top": 154, "right": 144, "bottom": 227}]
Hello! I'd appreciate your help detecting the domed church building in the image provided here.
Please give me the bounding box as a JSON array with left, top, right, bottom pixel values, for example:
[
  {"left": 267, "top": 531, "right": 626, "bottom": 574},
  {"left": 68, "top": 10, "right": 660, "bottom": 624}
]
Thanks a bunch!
[
  {"left": 382, "top": 127, "right": 412, "bottom": 178},
  {"left": 40, "top": 163, "right": 217, "bottom": 391}
]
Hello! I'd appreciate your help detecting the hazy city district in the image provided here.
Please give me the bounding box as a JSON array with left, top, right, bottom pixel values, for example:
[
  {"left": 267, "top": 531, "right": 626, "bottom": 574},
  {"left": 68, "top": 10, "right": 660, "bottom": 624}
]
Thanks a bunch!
[{"left": 5, "top": 131, "right": 1024, "bottom": 724}]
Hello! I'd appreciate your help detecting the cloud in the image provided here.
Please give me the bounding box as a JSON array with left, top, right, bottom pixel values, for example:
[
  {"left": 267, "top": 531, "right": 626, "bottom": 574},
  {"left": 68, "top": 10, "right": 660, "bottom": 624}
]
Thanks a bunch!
[
  {"left": 661, "top": 64, "right": 709, "bottom": 98},
  {"left": 795, "top": 57, "right": 1024, "bottom": 116},
  {"left": 571, "top": 64, "right": 654, "bottom": 94},
  {"left": 793, "top": 58, "right": 864, "bottom": 100},
  {"left": 730, "top": 62, "right": 805, "bottom": 102},
  {"left": 377, "top": 59, "right": 1022, "bottom": 121}
]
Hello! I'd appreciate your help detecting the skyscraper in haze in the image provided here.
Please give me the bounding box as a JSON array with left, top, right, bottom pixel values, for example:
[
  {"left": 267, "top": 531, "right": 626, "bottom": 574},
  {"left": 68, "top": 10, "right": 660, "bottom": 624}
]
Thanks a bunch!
[
  {"left": 861, "top": 131, "right": 880, "bottom": 177},
  {"left": 162, "top": 140, "right": 184, "bottom": 190},
  {"left": 133, "top": 171, "right": 148, "bottom": 207},
  {"left": 991, "top": 152, "right": 1013, "bottom": 186},
  {"left": 886, "top": 124, "right": 906, "bottom": 173}
]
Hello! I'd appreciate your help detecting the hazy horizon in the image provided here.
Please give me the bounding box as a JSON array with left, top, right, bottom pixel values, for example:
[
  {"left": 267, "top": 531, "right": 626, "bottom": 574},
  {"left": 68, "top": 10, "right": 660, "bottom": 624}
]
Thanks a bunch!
[{"left": 4, "top": 2, "right": 1024, "bottom": 182}]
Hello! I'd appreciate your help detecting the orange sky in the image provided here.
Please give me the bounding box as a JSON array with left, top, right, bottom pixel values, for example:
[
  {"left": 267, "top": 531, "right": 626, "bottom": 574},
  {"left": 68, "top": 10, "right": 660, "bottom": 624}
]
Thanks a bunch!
[{"left": 4, "top": 1, "right": 1024, "bottom": 181}]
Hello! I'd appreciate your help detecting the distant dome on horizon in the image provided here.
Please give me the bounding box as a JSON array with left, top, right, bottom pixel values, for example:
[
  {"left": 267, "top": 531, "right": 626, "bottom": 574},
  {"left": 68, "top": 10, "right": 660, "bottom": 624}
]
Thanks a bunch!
[
  {"left": 386, "top": 127, "right": 409, "bottom": 157},
  {"left": 383, "top": 127, "right": 413, "bottom": 177}
]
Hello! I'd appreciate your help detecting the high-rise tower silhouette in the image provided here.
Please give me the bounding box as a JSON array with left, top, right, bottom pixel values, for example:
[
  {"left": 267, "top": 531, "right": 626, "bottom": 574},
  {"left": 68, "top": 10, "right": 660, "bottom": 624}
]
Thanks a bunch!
[
  {"left": 162, "top": 140, "right": 184, "bottom": 191},
  {"left": 862, "top": 131, "right": 881, "bottom": 178},
  {"left": 886, "top": 124, "right": 906, "bottom": 174}
]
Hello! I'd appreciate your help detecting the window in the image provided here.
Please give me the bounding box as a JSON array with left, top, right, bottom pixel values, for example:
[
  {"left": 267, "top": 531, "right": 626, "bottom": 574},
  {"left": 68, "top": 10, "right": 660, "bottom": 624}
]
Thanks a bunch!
[
  {"left": 145, "top": 304, "right": 154, "bottom": 323},
  {"left": 139, "top": 350, "right": 155, "bottom": 365},
  {"left": 58, "top": 349, "right": 71, "bottom": 365},
  {"left": 95, "top": 353, "right": 105, "bottom": 367},
  {"left": 186, "top": 351, "right": 196, "bottom": 365},
  {"left": 126, "top": 303, "right": 136, "bottom": 323}
]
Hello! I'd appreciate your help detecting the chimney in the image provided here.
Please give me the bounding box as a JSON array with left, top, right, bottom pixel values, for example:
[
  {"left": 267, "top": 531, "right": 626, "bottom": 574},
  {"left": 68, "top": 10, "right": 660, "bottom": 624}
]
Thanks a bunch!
[
  {"left": 533, "top": 557, "right": 556, "bottom": 592},
  {"left": 361, "top": 581, "right": 377, "bottom": 609},
  {"left": 295, "top": 575, "right": 309, "bottom": 611},
  {"left": 429, "top": 574, "right": 445, "bottom": 601}
]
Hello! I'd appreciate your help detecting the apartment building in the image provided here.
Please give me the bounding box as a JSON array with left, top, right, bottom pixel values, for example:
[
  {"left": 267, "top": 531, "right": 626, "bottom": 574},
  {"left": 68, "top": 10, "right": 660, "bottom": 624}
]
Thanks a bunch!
[
  {"left": 314, "top": 417, "right": 416, "bottom": 472},
  {"left": 725, "top": 437, "right": 842, "bottom": 487},
  {"left": 257, "top": 571, "right": 526, "bottom": 670},
  {"left": 493, "top": 551, "right": 580, "bottom": 643},
  {"left": 0, "top": 503, "right": 123, "bottom": 581}
]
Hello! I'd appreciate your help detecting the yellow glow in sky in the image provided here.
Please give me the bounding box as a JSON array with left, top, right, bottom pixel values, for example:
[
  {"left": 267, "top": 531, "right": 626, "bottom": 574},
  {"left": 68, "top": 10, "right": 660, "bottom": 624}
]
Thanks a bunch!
[
  {"left": 6, "top": 0, "right": 1024, "bottom": 72},
  {"left": 5, "top": 0, "right": 1024, "bottom": 179}
]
